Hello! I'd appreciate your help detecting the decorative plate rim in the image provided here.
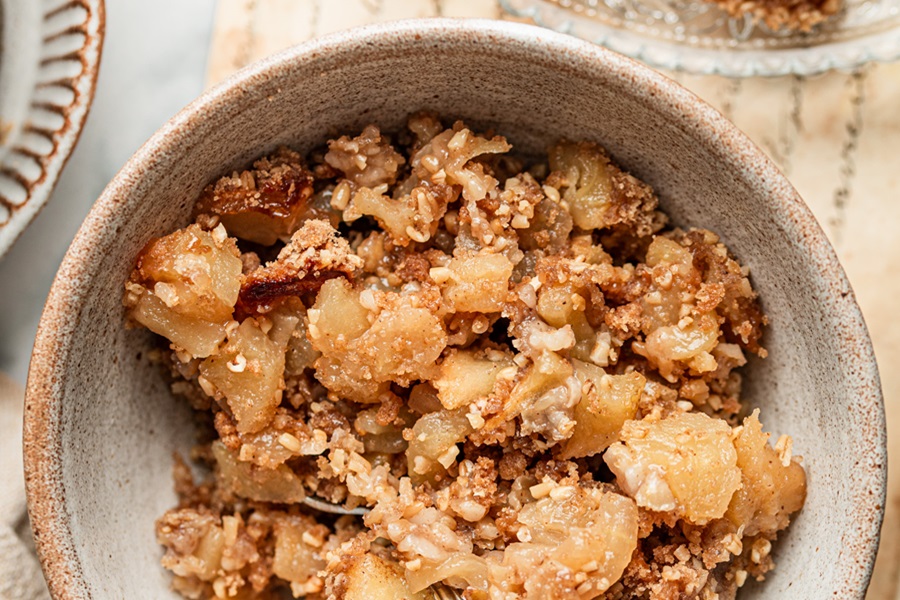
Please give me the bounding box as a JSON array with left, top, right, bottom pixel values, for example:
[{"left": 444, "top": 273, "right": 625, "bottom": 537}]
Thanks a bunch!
[
  {"left": 501, "top": 0, "right": 900, "bottom": 76},
  {"left": 0, "top": 0, "right": 106, "bottom": 259}
]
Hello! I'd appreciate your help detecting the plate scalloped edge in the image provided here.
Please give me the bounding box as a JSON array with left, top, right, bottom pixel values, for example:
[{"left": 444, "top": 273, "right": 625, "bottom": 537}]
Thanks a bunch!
[
  {"left": 0, "top": 0, "right": 105, "bottom": 258},
  {"left": 501, "top": 0, "right": 900, "bottom": 77}
]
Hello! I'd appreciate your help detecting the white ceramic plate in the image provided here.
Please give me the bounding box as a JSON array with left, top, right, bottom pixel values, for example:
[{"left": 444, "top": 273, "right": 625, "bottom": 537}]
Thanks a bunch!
[
  {"left": 502, "top": 0, "right": 900, "bottom": 76},
  {"left": 0, "top": 0, "right": 104, "bottom": 258}
]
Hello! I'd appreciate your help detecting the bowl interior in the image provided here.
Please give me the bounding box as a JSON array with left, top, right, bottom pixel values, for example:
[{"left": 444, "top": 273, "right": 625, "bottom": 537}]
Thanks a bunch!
[{"left": 25, "top": 19, "right": 883, "bottom": 600}]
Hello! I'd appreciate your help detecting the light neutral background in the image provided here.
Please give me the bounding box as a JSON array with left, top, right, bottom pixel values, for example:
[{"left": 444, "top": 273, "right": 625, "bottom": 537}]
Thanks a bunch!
[{"left": 0, "top": 0, "right": 896, "bottom": 598}]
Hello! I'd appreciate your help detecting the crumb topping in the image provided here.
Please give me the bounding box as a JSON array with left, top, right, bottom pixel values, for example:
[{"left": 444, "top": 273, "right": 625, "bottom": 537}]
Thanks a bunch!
[{"left": 125, "top": 113, "right": 806, "bottom": 600}]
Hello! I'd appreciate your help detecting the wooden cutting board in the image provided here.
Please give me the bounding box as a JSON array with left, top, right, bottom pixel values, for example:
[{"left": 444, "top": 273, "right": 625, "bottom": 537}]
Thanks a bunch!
[{"left": 206, "top": 3, "right": 900, "bottom": 596}]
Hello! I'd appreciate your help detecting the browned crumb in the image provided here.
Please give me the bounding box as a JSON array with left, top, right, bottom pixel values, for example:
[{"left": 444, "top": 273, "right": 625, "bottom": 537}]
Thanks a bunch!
[{"left": 236, "top": 219, "right": 363, "bottom": 317}]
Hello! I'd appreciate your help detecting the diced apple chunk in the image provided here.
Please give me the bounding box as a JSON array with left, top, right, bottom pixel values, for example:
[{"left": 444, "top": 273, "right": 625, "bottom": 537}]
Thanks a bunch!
[
  {"left": 548, "top": 141, "right": 614, "bottom": 231},
  {"left": 200, "top": 319, "right": 285, "bottom": 433},
  {"left": 313, "top": 355, "right": 389, "bottom": 404},
  {"left": 726, "top": 410, "right": 807, "bottom": 537},
  {"left": 129, "top": 292, "right": 227, "bottom": 358},
  {"left": 604, "top": 412, "right": 741, "bottom": 524},
  {"left": 310, "top": 280, "right": 446, "bottom": 391},
  {"left": 407, "top": 409, "right": 473, "bottom": 484},
  {"left": 358, "top": 305, "right": 446, "bottom": 384},
  {"left": 308, "top": 278, "right": 371, "bottom": 355},
  {"left": 535, "top": 283, "right": 586, "bottom": 330},
  {"left": 272, "top": 515, "right": 326, "bottom": 591},
  {"left": 442, "top": 250, "right": 513, "bottom": 313},
  {"left": 125, "top": 224, "right": 242, "bottom": 357},
  {"left": 640, "top": 312, "right": 720, "bottom": 380},
  {"left": 344, "top": 554, "right": 427, "bottom": 600},
  {"left": 507, "top": 488, "right": 638, "bottom": 598},
  {"left": 433, "top": 349, "right": 514, "bottom": 410},
  {"left": 485, "top": 351, "right": 574, "bottom": 442},
  {"left": 136, "top": 224, "right": 242, "bottom": 320},
  {"left": 404, "top": 553, "right": 489, "bottom": 594},
  {"left": 156, "top": 511, "right": 226, "bottom": 582},
  {"left": 343, "top": 187, "right": 421, "bottom": 246},
  {"left": 212, "top": 441, "right": 305, "bottom": 503},
  {"left": 645, "top": 235, "right": 694, "bottom": 270},
  {"left": 265, "top": 300, "right": 303, "bottom": 350},
  {"left": 285, "top": 317, "right": 320, "bottom": 376},
  {"left": 561, "top": 363, "right": 644, "bottom": 459}
]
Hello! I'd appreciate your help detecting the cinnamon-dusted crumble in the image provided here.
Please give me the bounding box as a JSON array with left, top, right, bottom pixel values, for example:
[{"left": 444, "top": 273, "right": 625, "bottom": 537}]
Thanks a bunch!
[{"left": 124, "top": 113, "right": 806, "bottom": 600}]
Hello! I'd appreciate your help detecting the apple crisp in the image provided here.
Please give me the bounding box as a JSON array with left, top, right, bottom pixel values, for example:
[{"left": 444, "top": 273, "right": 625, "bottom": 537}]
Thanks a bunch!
[
  {"left": 124, "top": 114, "right": 806, "bottom": 600},
  {"left": 711, "top": 0, "right": 840, "bottom": 31}
]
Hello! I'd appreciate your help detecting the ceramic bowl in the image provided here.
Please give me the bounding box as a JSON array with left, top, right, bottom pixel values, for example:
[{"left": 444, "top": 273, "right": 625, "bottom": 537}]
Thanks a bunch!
[
  {"left": 23, "top": 18, "right": 884, "bottom": 599},
  {"left": 0, "top": 0, "right": 105, "bottom": 258}
]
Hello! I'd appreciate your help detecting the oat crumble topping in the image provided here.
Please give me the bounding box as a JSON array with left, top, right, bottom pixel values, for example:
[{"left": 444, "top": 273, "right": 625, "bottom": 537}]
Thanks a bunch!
[{"left": 124, "top": 113, "right": 806, "bottom": 600}]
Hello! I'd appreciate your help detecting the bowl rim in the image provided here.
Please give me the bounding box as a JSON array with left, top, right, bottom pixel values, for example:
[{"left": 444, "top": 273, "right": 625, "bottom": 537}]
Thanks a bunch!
[{"left": 23, "top": 17, "right": 885, "bottom": 600}]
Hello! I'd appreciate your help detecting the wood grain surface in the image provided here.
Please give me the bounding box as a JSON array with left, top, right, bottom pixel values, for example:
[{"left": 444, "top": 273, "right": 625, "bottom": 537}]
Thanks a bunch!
[{"left": 206, "top": 2, "right": 900, "bottom": 596}]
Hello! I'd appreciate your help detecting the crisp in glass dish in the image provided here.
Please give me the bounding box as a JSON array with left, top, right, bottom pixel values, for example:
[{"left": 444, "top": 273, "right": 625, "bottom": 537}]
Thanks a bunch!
[{"left": 502, "top": 0, "right": 900, "bottom": 76}]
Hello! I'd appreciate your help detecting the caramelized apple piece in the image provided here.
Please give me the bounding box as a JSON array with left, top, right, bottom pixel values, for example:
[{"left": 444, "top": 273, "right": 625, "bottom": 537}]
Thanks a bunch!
[
  {"left": 605, "top": 412, "right": 741, "bottom": 524},
  {"left": 194, "top": 148, "right": 314, "bottom": 245},
  {"left": 212, "top": 441, "right": 305, "bottom": 503},
  {"left": 344, "top": 554, "right": 427, "bottom": 600},
  {"left": 561, "top": 363, "right": 644, "bottom": 459},
  {"left": 441, "top": 250, "right": 513, "bottom": 314},
  {"left": 200, "top": 319, "right": 285, "bottom": 434},
  {"left": 272, "top": 514, "right": 327, "bottom": 595},
  {"left": 505, "top": 487, "right": 638, "bottom": 598},
  {"left": 726, "top": 409, "right": 806, "bottom": 537},
  {"left": 125, "top": 224, "right": 241, "bottom": 357},
  {"left": 433, "top": 348, "right": 514, "bottom": 410}
]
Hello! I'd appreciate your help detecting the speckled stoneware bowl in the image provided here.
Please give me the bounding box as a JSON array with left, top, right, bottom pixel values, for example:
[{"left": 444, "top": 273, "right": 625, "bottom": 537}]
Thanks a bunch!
[
  {"left": 0, "top": 0, "right": 105, "bottom": 258},
  {"left": 24, "top": 18, "right": 884, "bottom": 600}
]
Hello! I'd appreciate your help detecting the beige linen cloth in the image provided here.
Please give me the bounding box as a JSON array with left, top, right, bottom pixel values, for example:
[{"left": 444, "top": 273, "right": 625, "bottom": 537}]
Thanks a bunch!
[{"left": 0, "top": 373, "right": 49, "bottom": 600}]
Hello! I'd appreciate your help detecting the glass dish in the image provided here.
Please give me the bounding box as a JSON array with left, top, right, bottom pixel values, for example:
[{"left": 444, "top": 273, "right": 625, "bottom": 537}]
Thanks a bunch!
[{"left": 501, "top": 0, "right": 900, "bottom": 76}]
